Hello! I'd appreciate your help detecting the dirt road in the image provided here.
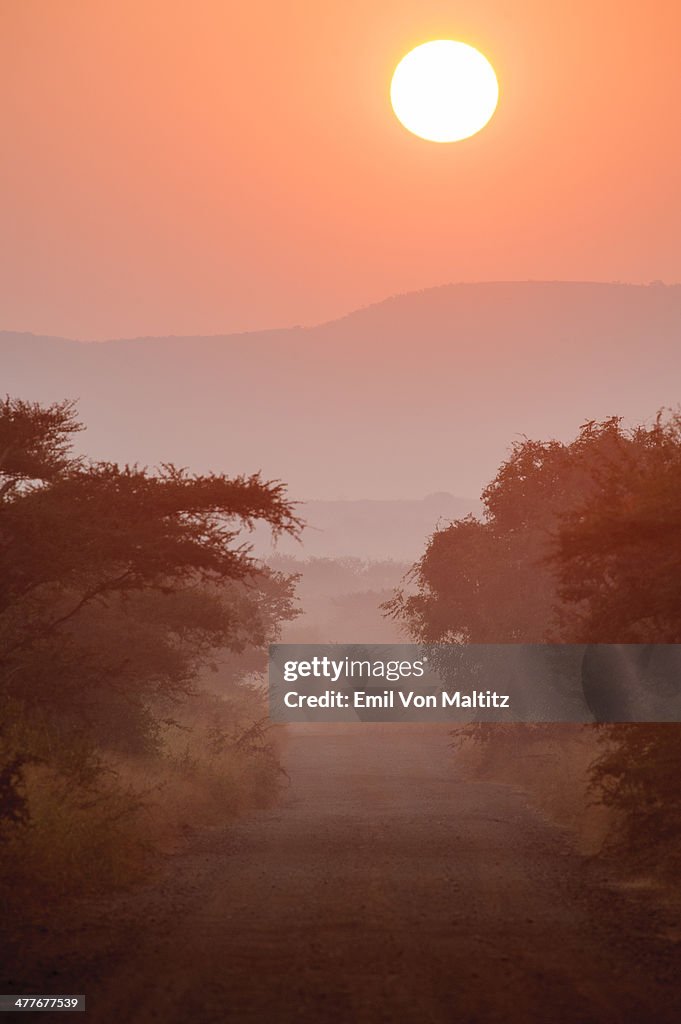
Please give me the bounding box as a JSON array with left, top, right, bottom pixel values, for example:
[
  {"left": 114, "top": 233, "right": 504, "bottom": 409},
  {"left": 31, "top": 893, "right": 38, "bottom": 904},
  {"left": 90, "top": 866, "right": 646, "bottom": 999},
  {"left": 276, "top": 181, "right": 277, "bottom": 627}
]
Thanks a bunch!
[{"left": 9, "top": 731, "right": 681, "bottom": 1022}]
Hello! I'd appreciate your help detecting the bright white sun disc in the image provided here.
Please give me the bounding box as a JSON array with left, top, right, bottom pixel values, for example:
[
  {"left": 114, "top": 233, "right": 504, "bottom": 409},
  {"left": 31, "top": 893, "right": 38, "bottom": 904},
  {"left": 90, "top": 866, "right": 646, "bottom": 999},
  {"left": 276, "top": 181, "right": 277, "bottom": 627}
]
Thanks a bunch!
[{"left": 391, "top": 40, "right": 498, "bottom": 143}]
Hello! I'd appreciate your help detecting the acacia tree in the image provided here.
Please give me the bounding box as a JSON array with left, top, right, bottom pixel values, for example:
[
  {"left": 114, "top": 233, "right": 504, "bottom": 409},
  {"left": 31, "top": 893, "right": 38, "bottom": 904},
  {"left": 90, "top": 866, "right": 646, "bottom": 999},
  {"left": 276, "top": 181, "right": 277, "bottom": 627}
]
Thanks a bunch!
[{"left": 0, "top": 397, "right": 301, "bottom": 755}]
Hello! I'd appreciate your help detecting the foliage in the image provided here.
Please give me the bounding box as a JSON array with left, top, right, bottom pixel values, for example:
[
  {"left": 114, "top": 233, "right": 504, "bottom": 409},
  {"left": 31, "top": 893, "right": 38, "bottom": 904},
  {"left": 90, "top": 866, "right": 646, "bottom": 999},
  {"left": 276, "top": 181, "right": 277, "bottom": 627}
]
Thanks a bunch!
[
  {"left": 548, "top": 415, "right": 681, "bottom": 870},
  {"left": 552, "top": 414, "right": 681, "bottom": 643},
  {"left": 388, "top": 414, "right": 681, "bottom": 875},
  {"left": 0, "top": 396, "right": 300, "bottom": 746},
  {"left": 587, "top": 724, "right": 681, "bottom": 871},
  {"left": 384, "top": 417, "right": 628, "bottom": 643},
  {"left": 0, "top": 396, "right": 300, "bottom": 908}
]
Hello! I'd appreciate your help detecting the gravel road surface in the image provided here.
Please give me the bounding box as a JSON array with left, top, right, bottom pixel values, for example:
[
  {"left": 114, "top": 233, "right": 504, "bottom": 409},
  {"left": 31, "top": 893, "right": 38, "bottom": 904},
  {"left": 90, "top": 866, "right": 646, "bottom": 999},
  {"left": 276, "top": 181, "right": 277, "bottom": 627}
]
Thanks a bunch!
[{"left": 6, "top": 730, "right": 681, "bottom": 1023}]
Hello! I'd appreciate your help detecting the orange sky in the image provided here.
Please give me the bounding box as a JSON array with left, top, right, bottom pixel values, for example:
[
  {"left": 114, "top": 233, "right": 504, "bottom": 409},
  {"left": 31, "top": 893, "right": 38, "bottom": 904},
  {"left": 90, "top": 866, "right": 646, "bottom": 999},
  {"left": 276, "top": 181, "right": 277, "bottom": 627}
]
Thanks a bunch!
[{"left": 2, "top": 0, "right": 680, "bottom": 340}]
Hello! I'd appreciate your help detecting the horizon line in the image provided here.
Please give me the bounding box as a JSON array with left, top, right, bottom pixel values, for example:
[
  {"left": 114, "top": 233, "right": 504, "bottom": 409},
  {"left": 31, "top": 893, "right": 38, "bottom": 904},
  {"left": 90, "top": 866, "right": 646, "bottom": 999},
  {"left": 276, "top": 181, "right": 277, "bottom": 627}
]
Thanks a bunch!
[{"left": 1, "top": 278, "right": 678, "bottom": 346}]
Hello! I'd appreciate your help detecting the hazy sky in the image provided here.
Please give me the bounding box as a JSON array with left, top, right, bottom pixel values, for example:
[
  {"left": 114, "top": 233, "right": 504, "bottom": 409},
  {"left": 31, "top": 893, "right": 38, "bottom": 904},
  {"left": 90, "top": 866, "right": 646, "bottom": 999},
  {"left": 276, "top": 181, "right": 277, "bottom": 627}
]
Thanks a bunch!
[{"left": 2, "top": 1, "right": 680, "bottom": 339}]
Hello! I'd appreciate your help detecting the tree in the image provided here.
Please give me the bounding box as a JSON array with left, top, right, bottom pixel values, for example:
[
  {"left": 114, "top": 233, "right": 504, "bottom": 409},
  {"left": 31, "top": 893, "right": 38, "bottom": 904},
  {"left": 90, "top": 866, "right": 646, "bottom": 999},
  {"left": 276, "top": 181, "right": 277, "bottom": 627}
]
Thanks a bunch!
[
  {"left": 387, "top": 413, "right": 681, "bottom": 872},
  {"left": 552, "top": 415, "right": 681, "bottom": 643},
  {"left": 0, "top": 397, "right": 301, "bottom": 752},
  {"left": 549, "top": 415, "right": 681, "bottom": 869},
  {"left": 385, "top": 418, "right": 628, "bottom": 643}
]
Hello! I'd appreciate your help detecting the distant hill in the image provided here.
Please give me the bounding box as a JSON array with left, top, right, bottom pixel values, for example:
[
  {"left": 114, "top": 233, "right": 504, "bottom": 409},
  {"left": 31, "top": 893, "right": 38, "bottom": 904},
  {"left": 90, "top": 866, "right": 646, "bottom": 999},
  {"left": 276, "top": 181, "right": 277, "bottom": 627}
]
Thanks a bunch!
[{"left": 3, "top": 282, "right": 681, "bottom": 509}]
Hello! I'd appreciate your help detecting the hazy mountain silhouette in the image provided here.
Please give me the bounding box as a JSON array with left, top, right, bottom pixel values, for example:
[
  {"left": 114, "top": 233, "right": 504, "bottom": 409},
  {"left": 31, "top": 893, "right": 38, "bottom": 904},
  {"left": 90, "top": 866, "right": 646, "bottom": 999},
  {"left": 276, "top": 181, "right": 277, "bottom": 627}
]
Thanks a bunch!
[{"left": 3, "top": 282, "right": 681, "bottom": 509}]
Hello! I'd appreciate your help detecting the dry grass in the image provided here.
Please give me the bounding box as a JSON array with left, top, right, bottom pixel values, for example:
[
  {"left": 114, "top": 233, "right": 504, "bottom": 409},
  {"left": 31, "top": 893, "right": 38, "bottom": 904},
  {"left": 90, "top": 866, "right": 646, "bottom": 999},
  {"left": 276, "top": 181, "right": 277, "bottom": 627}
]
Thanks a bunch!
[
  {"left": 453, "top": 724, "right": 615, "bottom": 855},
  {"left": 0, "top": 691, "right": 286, "bottom": 925}
]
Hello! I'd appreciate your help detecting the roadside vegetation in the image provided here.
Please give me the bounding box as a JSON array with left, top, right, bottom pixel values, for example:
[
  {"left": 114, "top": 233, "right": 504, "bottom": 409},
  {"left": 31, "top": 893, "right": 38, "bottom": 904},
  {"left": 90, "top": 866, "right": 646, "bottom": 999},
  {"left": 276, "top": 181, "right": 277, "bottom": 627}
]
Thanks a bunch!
[
  {"left": 0, "top": 397, "right": 300, "bottom": 921},
  {"left": 387, "top": 415, "right": 681, "bottom": 882}
]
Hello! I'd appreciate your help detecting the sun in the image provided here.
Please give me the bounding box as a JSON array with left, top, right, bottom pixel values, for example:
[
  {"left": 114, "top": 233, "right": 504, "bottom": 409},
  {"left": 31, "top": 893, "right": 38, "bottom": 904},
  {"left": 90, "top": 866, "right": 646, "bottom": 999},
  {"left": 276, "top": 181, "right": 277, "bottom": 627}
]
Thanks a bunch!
[{"left": 390, "top": 40, "right": 499, "bottom": 143}]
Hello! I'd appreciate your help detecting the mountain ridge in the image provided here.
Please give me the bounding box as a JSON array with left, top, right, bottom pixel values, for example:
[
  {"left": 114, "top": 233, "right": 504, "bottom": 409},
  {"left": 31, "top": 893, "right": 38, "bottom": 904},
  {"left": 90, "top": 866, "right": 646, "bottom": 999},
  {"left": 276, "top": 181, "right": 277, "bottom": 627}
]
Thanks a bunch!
[
  {"left": 3, "top": 280, "right": 679, "bottom": 346},
  {"left": 3, "top": 281, "right": 681, "bottom": 505}
]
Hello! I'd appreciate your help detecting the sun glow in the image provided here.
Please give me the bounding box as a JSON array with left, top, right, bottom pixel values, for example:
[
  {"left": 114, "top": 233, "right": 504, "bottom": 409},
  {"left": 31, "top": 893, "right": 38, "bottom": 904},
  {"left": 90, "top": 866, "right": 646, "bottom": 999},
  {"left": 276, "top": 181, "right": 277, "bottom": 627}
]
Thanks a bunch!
[{"left": 390, "top": 40, "right": 499, "bottom": 143}]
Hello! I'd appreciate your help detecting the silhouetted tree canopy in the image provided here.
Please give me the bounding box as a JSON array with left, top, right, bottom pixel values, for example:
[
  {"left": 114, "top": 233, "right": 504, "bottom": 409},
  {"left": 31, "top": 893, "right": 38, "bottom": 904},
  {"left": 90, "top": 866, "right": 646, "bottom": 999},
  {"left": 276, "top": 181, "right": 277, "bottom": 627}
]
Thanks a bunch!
[
  {"left": 385, "top": 417, "right": 629, "bottom": 642},
  {"left": 387, "top": 413, "right": 681, "bottom": 871},
  {"left": 551, "top": 414, "right": 681, "bottom": 643},
  {"left": 0, "top": 396, "right": 301, "bottom": 753}
]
